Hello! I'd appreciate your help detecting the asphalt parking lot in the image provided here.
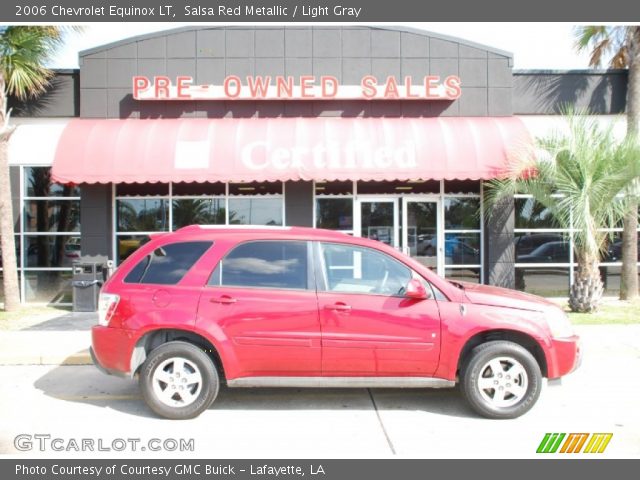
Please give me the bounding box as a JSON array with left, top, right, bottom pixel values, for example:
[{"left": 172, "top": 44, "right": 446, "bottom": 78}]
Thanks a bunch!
[{"left": 0, "top": 324, "right": 639, "bottom": 459}]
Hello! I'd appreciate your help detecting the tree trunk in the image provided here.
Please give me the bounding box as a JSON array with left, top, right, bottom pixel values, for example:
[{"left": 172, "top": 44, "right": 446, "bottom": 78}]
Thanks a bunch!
[
  {"left": 570, "top": 253, "right": 604, "bottom": 313},
  {"left": 0, "top": 130, "right": 19, "bottom": 311},
  {"left": 621, "top": 27, "right": 640, "bottom": 300}
]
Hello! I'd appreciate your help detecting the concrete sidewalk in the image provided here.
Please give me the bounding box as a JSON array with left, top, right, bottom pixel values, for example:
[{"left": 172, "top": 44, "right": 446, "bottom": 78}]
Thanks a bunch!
[{"left": 0, "top": 312, "right": 95, "bottom": 366}]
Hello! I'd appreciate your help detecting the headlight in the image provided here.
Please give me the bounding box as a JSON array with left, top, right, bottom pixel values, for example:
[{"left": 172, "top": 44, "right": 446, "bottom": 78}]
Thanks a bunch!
[{"left": 546, "top": 307, "right": 575, "bottom": 338}]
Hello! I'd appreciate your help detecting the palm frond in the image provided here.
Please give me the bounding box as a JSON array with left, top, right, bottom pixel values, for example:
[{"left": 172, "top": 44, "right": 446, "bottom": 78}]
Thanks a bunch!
[
  {"left": 485, "top": 112, "right": 640, "bottom": 262},
  {"left": 0, "top": 26, "right": 72, "bottom": 99},
  {"left": 573, "top": 25, "right": 634, "bottom": 68}
]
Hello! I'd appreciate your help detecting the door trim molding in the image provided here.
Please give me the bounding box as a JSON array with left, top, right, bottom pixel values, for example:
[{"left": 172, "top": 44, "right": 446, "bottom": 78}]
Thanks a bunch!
[{"left": 227, "top": 376, "right": 455, "bottom": 389}]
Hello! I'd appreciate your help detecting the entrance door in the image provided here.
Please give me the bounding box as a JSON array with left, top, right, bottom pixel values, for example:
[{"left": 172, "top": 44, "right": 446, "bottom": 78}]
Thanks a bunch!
[
  {"left": 355, "top": 198, "right": 399, "bottom": 249},
  {"left": 402, "top": 197, "right": 443, "bottom": 275}
]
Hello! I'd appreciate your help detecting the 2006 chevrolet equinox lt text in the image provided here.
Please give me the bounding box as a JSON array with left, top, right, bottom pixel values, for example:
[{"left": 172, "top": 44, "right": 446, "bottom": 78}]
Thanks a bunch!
[{"left": 91, "top": 225, "right": 581, "bottom": 420}]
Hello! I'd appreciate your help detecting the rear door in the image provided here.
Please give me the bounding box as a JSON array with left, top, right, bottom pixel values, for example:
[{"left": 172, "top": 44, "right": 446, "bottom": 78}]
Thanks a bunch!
[{"left": 197, "top": 240, "right": 321, "bottom": 378}]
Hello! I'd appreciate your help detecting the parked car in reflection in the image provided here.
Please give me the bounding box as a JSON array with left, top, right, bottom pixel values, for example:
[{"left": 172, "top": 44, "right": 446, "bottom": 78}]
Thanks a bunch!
[
  {"left": 604, "top": 239, "right": 640, "bottom": 262},
  {"left": 517, "top": 241, "right": 570, "bottom": 263},
  {"left": 515, "top": 233, "right": 565, "bottom": 256},
  {"left": 445, "top": 238, "right": 480, "bottom": 265}
]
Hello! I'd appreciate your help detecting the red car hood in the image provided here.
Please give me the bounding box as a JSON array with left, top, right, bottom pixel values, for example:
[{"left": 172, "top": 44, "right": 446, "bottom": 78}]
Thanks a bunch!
[{"left": 457, "top": 282, "right": 557, "bottom": 312}]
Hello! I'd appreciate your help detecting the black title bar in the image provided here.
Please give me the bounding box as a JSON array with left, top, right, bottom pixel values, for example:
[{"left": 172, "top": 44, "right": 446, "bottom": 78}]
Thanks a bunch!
[
  {"left": 4, "top": 459, "right": 640, "bottom": 480},
  {"left": 3, "top": 0, "right": 640, "bottom": 22}
]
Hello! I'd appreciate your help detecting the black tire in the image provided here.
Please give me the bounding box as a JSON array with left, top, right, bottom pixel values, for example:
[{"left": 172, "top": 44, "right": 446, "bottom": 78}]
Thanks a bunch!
[
  {"left": 139, "top": 341, "right": 219, "bottom": 420},
  {"left": 461, "top": 341, "right": 542, "bottom": 419}
]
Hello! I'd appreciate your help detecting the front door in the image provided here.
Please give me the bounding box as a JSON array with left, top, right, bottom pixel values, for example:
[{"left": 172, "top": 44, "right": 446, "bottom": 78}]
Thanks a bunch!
[
  {"left": 402, "top": 197, "right": 443, "bottom": 275},
  {"left": 316, "top": 241, "right": 441, "bottom": 376},
  {"left": 355, "top": 198, "right": 399, "bottom": 249}
]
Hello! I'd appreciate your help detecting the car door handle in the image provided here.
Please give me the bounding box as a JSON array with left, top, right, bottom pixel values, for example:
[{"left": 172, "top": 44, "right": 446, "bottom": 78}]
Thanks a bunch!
[
  {"left": 324, "top": 303, "right": 351, "bottom": 312},
  {"left": 210, "top": 295, "right": 237, "bottom": 304}
]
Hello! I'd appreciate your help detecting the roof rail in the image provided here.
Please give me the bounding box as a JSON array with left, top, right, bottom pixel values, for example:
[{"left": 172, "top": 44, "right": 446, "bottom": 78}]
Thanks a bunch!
[{"left": 176, "top": 225, "right": 293, "bottom": 232}]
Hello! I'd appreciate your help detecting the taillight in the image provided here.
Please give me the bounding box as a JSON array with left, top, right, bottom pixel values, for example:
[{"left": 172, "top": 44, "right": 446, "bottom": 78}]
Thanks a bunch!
[{"left": 98, "top": 293, "right": 120, "bottom": 327}]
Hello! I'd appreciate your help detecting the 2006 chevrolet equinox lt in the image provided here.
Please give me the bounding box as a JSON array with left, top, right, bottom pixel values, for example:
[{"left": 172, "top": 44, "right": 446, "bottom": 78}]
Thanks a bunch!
[{"left": 91, "top": 225, "right": 581, "bottom": 420}]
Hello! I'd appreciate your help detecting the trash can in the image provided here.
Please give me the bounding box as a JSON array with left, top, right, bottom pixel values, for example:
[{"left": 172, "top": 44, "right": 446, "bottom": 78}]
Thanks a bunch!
[{"left": 72, "top": 255, "right": 110, "bottom": 312}]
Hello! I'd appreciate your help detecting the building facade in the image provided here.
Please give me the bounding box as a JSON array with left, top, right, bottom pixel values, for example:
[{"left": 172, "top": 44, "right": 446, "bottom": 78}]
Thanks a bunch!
[{"left": 2, "top": 26, "right": 632, "bottom": 305}]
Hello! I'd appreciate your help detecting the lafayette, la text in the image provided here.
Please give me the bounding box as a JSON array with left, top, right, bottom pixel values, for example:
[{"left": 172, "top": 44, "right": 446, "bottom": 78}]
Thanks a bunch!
[
  {"left": 16, "top": 464, "right": 325, "bottom": 477},
  {"left": 185, "top": 5, "right": 362, "bottom": 18}
]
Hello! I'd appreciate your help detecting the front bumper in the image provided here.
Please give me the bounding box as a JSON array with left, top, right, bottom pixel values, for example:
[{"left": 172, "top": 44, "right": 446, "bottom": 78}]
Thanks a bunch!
[{"left": 547, "top": 335, "right": 581, "bottom": 379}]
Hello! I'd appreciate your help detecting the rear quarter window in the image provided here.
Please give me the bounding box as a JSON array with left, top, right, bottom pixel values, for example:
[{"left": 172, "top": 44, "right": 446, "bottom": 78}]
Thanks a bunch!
[{"left": 124, "top": 241, "right": 212, "bottom": 285}]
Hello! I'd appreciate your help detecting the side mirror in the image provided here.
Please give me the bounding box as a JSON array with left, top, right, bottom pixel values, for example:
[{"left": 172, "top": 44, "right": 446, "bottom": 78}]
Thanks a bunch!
[{"left": 405, "top": 278, "right": 430, "bottom": 300}]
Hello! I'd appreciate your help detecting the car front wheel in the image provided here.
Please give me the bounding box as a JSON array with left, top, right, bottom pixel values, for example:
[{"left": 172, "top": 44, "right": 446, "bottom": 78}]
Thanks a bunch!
[
  {"left": 461, "top": 341, "right": 542, "bottom": 419},
  {"left": 139, "top": 341, "right": 219, "bottom": 420}
]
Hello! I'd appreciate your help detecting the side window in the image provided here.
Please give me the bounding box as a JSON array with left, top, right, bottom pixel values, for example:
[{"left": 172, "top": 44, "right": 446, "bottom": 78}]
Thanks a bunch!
[
  {"left": 124, "top": 241, "right": 212, "bottom": 285},
  {"left": 319, "top": 242, "right": 412, "bottom": 296},
  {"left": 209, "top": 241, "right": 308, "bottom": 290}
]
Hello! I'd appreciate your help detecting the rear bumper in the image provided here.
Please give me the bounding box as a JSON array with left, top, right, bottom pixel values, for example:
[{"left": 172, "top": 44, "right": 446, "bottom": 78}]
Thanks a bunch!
[
  {"left": 91, "top": 325, "right": 137, "bottom": 376},
  {"left": 547, "top": 335, "right": 581, "bottom": 379}
]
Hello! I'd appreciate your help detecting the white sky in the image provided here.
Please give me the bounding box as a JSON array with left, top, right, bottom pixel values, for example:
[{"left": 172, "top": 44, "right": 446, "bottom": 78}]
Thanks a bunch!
[{"left": 50, "top": 23, "right": 598, "bottom": 70}]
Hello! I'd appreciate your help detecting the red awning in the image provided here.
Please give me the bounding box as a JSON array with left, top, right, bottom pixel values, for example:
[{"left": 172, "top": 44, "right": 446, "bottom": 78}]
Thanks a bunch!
[{"left": 51, "top": 117, "right": 530, "bottom": 184}]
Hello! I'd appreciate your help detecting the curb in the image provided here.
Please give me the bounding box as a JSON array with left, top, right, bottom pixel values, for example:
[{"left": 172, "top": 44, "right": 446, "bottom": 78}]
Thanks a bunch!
[{"left": 0, "top": 349, "right": 92, "bottom": 366}]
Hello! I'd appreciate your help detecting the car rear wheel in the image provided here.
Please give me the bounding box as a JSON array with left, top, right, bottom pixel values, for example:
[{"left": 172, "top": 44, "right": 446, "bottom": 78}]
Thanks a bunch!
[
  {"left": 461, "top": 341, "right": 542, "bottom": 419},
  {"left": 139, "top": 341, "right": 219, "bottom": 419}
]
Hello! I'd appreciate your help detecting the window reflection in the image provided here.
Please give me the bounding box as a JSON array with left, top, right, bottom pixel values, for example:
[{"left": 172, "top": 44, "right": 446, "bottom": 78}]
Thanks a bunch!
[
  {"left": 24, "top": 201, "right": 80, "bottom": 232},
  {"left": 117, "top": 199, "right": 169, "bottom": 232},
  {"left": 228, "top": 198, "right": 283, "bottom": 225},
  {"left": 444, "top": 198, "right": 480, "bottom": 230},
  {"left": 515, "top": 198, "right": 558, "bottom": 229},
  {"left": 24, "top": 167, "right": 79, "bottom": 197},
  {"left": 316, "top": 198, "right": 353, "bottom": 230},
  {"left": 172, "top": 199, "right": 225, "bottom": 229}
]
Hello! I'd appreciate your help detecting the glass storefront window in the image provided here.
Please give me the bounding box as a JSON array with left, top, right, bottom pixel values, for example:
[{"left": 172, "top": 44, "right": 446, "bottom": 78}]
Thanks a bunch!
[
  {"left": 359, "top": 201, "right": 395, "bottom": 246},
  {"left": 315, "top": 198, "right": 353, "bottom": 230},
  {"left": 515, "top": 267, "right": 570, "bottom": 297},
  {"left": 172, "top": 198, "right": 226, "bottom": 229},
  {"left": 23, "top": 270, "right": 73, "bottom": 304},
  {"left": 24, "top": 200, "right": 80, "bottom": 232},
  {"left": 445, "top": 268, "right": 481, "bottom": 283},
  {"left": 23, "top": 235, "right": 81, "bottom": 268},
  {"left": 117, "top": 199, "right": 169, "bottom": 232},
  {"left": 444, "top": 198, "right": 480, "bottom": 230},
  {"left": 444, "top": 233, "right": 481, "bottom": 265},
  {"left": 117, "top": 235, "right": 151, "bottom": 263},
  {"left": 515, "top": 197, "right": 559, "bottom": 229},
  {"left": 24, "top": 167, "right": 79, "bottom": 197},
  {"left": 515, "top": 232, "right": 571, "bottom": 263},
  {"left": 228, "top": 198, "right": 283, "bottom": 225},
  {"left": 20, "top": 166, "right": 80, "bottom": 304}
]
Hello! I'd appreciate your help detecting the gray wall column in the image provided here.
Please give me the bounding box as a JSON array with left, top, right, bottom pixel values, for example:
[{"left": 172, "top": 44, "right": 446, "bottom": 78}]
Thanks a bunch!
[
  {"left": 484, "top": 195, "right": 515, "bottom": 288},
  {"left": 285, "top": 181, "right": 314, "bottom": 227},
  {"left": 80, "top": 184, "right": 113, "bottom": 259}
]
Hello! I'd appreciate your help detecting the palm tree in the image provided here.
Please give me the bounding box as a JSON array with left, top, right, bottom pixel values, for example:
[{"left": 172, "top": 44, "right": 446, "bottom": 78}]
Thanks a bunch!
[
  {"left": 0, "top": 27, "right": 70, "bottom": 311},
  {"left": 575, "top": 26, "right": 640, "bottom": 300},
  {"left": 486, "top": 114, "right": 640, "bottom": 313}
]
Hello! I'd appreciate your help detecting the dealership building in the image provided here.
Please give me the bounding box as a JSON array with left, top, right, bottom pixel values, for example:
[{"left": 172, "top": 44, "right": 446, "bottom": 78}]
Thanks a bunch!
[{"left": 2, "top": 25, "right": 631, "bottom": 305}]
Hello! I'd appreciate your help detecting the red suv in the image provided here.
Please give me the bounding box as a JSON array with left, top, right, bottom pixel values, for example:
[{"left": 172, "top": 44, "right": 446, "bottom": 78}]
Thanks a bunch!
[{"left": 91, "top": 225, "right": 580, "bottom": 420}]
